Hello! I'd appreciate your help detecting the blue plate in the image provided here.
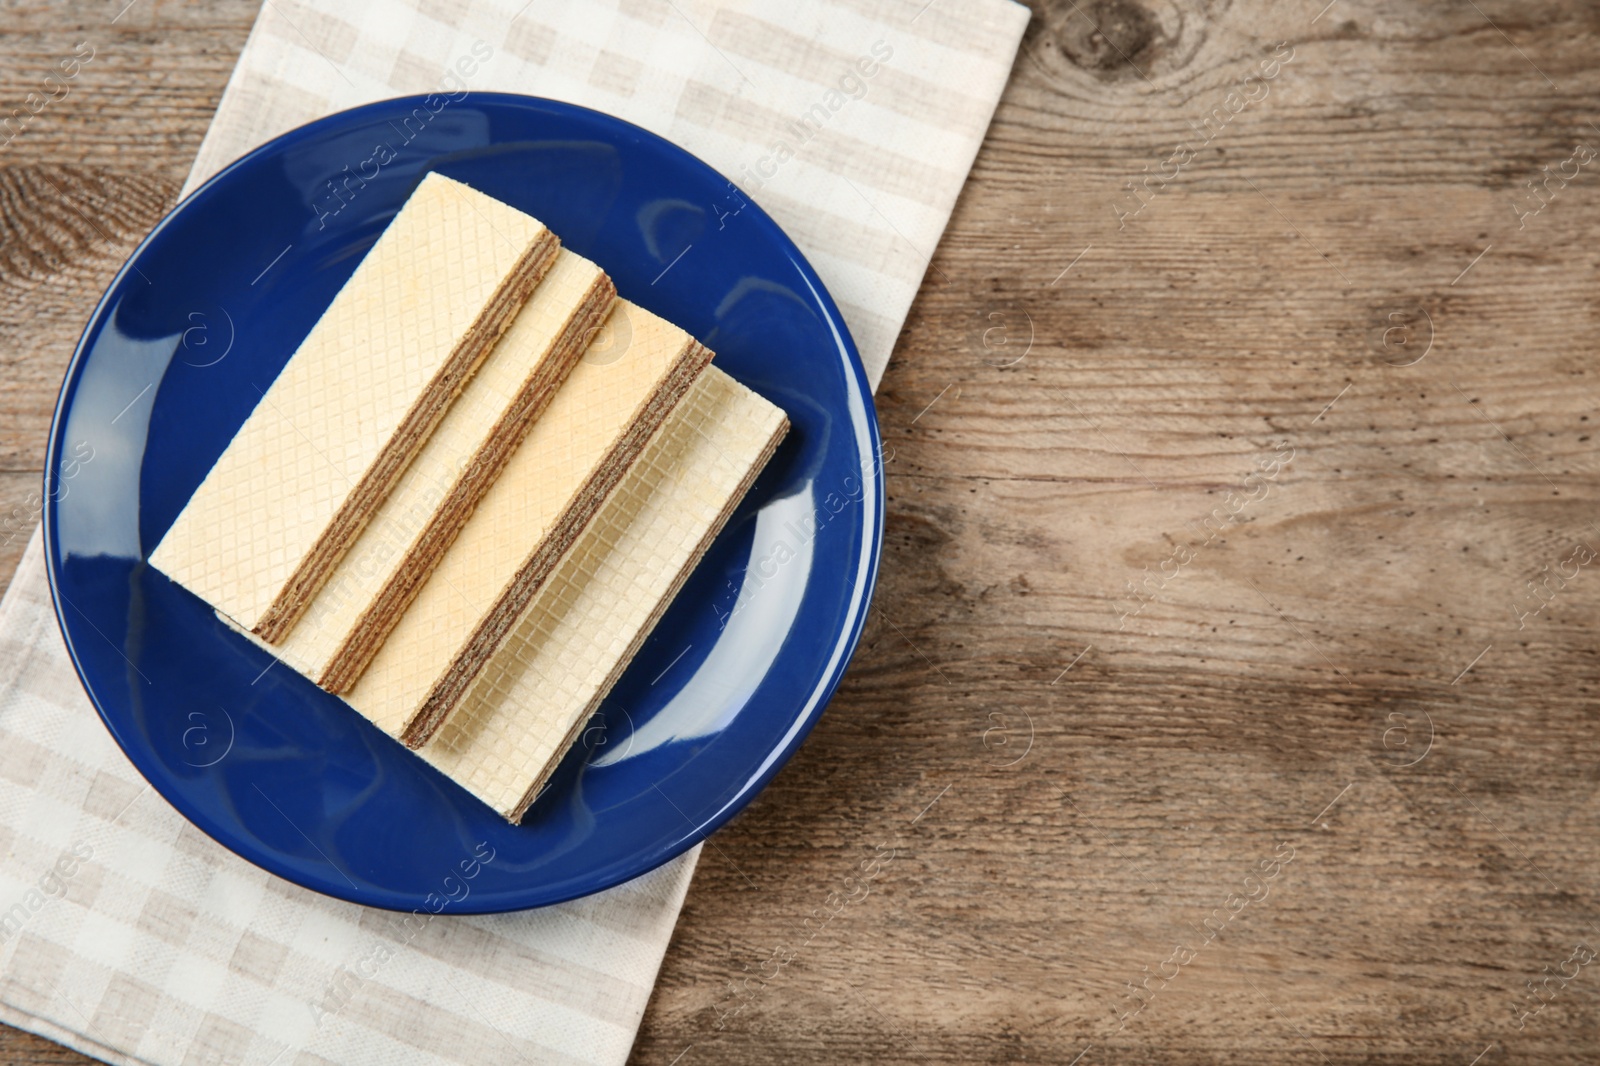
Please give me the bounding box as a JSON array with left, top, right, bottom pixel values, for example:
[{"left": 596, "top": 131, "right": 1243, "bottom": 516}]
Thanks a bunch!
[{"left": 42, "top": 93, "right": 883, "bottom": 912}]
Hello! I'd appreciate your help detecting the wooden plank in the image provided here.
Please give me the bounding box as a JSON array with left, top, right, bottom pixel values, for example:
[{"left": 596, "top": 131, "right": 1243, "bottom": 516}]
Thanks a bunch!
[
  {"left": 0, "top": 473, "right": 45, "bottom": 598},
  {"left": 632, "top": 0, "right": 1600, "bottom": 1063},
  {"left": 4, "top": 0, "right": 1600, "bottom": 1063}
]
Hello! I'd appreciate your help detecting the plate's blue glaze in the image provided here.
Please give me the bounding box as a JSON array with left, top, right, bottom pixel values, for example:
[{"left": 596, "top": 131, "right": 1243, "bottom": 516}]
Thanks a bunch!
[{"left": 42, "top": 94, "right": 883, "bottom": 912}]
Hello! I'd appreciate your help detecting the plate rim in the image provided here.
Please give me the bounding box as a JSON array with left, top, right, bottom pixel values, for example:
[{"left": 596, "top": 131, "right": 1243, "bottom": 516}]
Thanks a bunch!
[{"left": 41, "top": 91, "right": 886, "bottom": 912}]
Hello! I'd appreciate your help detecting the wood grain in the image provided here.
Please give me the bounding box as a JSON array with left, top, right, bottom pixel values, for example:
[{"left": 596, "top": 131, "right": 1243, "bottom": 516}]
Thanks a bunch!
[{"left": 6, "top": 0, "right": 1600, "bottom": 1063}]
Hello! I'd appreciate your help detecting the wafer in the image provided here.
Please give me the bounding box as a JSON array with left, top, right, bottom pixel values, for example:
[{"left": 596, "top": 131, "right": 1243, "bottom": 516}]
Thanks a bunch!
[
  {"left": 420, "top": 367, "right": 788, "bottom": 821},
  {"left": 266, "top": 250, "right": 615, "bottom": 684},
  {"left": 339, "top": 299, "right": 714, "bottom": 735},
  {"left": 150, "top": 172, "right": 559, "bottom": 640}
]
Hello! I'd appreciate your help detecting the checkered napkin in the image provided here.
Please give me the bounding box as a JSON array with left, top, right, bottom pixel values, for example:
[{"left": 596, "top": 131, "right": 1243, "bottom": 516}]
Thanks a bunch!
[{"left": 0, "top": 0, "right": 1026, "bottom": 1063}]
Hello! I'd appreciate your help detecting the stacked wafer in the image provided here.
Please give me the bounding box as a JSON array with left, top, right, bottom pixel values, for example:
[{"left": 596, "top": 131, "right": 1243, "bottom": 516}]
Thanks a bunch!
[{"left": 152, "top": 172, "right": 788, "bottom": 822}]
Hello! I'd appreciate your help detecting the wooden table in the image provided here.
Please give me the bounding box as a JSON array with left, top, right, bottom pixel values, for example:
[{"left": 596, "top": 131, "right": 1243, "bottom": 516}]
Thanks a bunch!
[{"left": 5, "top": 0, "right": 1600, "bottom": 1062}]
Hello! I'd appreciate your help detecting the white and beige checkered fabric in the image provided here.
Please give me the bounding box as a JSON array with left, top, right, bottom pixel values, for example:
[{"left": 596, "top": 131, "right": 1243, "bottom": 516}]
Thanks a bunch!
[
  {"left": 185, "top": 0, "right": 1030, "bottom": 386},
  {"left": 0, "top": 0, "right": 1027, "bottom": 1062}
]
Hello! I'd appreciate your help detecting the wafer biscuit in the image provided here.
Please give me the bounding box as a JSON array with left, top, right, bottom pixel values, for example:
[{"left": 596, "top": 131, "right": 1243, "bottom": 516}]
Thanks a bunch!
[
  {"left": 267, "top": 251, "right": 615, "bottom": 684},
  {"left": 150, "top": 172, "right": 558, "bottom": 639},
  {"left": 420, "top": 367, "right": 788, "bottom": 821},
  {"left": 340, "top": 299, "right": 714, "bottom": 734}
]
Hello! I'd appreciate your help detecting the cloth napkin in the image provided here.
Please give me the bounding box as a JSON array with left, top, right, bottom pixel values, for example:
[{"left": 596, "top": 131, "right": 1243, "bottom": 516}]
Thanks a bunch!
[{"left": 0, "top": 0, "right": 1027, "bottom": 1063}]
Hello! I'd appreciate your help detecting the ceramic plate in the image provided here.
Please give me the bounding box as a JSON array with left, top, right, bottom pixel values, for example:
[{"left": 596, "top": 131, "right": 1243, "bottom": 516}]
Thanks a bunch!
[{"left": 43, "top": 93, "right": 882, "bottom": 912}]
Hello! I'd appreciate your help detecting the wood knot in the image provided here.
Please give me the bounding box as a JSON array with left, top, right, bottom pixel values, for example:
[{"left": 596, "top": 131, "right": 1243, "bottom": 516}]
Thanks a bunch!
[
  {"left": 1027, "top": 0, "right": 1231, "bottom": 84},
  {"left": 1051, "top": 0, "right": 1159, "bottom": 72}
]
